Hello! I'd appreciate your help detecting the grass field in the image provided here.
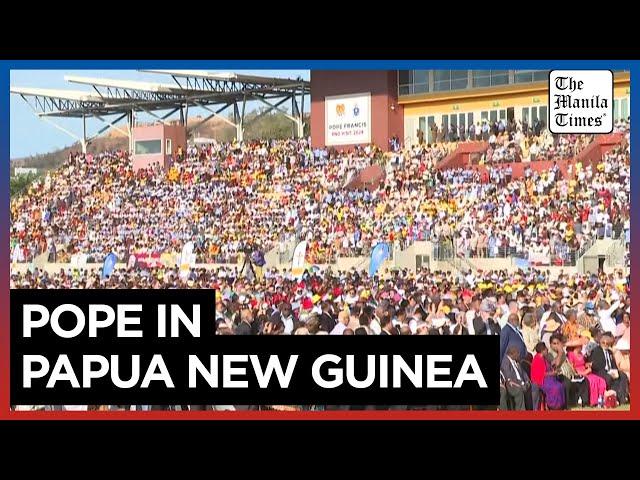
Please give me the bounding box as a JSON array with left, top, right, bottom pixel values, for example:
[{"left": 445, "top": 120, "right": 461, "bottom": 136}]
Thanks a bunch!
[{"left": 570, "top": 404, "right": 630, "bottom": 411}]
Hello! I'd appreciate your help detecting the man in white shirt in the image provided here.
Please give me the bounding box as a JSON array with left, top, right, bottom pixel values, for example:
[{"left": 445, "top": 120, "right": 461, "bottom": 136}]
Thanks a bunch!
[
  {"left": 330, "top": 310, "right": 350, "bottom": 335},
  {"left": 465, "top": 296, "right": 484, "bottom": 335},
  {"left": 598, "top": 299, "right": 620, "bottom": 335}
]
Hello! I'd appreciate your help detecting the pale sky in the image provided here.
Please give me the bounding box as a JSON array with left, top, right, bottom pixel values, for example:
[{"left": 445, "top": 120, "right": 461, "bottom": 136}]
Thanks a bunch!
[{"left": 10, "top": 69, "right": 310, "bottom": 159}]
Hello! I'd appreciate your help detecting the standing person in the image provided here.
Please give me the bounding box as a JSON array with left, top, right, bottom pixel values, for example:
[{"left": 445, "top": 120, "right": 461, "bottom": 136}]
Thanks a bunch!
[
  {"left": 250, "top": 245, "right": 266, "bottom": 281},
  {"left": 380, "top": 315, "right": 395, "bottom": 336},
  {"left": 330, "top": 310, "right": 349, "bottom": 335},
  {"left": 473, "top": 300, "right": 501, "bottom": 335},
  {"left": 235, "top": 308, "right": 254, "bottom": 335},
  {"left": 499, "top": 301, "right": 519, "bottom": 329},
  {"left": 500, "top": 313, "right": 527, "bottom": 363},
  {"left": 370, "top": 302, "right": 387, "bottom": 335},
  {"left": 521, "top": 313, "right": 540, "bottom": 356},
  {"left": 318, "top": 302, "right": 337, "bottom": 333},
  {"left": 431, "top": 122, "right": 439, "bottom": 144},
  {"left": 239, "top": 244, "right": 256, "bottom": 281},
  {"left": 482, "top": 121, "right": 490, "bottom": 141},
  {"left": 500, "top": 346, "right": 530, "bottom": 410}
]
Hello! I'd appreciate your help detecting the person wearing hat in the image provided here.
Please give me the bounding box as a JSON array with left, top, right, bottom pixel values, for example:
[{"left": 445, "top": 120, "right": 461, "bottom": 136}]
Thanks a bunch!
[
  {"left": 561, "top": 309, "right": 581, "bottom": 341},
  {"left": 566, "top": 337, "right": 606, "bottom": 407},
  {"left": 474, "top": 300, "right": 500, "bottom": 336},
  {"left": 613, "top": 337, "right": 630, "bottom": 384},
  {"left": 578, "top": 301, "right": 600, "bottom": 331},
  {"left": 549, "top": 333, "right": 588, "bottom": 408},
  {"left": 540, "top": 300, "right": 566, "bottom": 328}
]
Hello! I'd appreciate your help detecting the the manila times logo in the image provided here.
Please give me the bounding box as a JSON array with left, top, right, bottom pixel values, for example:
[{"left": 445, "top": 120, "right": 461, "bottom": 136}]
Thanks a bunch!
[{"left": 549, "top": 70, "right": 613, "bottom": 134}]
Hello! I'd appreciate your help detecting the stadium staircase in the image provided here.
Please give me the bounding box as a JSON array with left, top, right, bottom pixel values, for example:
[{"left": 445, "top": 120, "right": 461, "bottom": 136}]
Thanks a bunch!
[
  {"left": 605, "top": 238, "right": 627, "bottom": 269},
  {"left": 436, "top": 141, "right": 488, "bottom": 170},
  {"left": 572, "top": 132, "right": 625, "bottom": 169},
  {"left": 445, "top": 255, "right": 478, "bottom": 276},
  {"left": 575, "top": 238, "right": 625, "bottom": 274}
]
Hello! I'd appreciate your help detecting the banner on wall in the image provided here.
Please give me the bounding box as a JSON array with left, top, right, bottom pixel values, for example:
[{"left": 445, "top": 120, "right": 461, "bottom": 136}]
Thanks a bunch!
[
  {"left": 179, "top": 242, "right": 195, "bottom": 280},
  {"left": 291, "top": 241, "right": 308, "bottom": 280},
  {"left": 325, "top": 92, "right": 371, "bottom": 146}
]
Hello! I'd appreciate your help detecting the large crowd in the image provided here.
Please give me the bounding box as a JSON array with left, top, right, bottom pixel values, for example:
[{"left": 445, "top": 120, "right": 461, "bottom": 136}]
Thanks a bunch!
[
  {"left": 10, "top": 118, "right": 629, "bottom": 267},
  {"left": 11, "top": 265, "right": 630, "bottom": 410},
  {"left": 9, "top": 114, "right": 631, "bottom": 411}
]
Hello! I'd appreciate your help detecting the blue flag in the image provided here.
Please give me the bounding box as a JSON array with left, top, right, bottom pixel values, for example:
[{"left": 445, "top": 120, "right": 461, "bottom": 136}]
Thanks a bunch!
[
  {"left": 514, "top": 257, "right": 530, "bottom": 271},
  {"left": 101, "top": 253, "right": 118, "bottom": 280},
  {"left": 369, "top": 243, "right": 390, "bottom": 277}
]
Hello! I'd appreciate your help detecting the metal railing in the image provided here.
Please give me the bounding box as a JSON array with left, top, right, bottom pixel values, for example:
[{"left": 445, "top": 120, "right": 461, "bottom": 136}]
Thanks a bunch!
[
  {"left": 605, "top": 237, "right": 627, "bottom": 268},
  {"left": 431, "top": 239, "right": 581, "bottom": 267}
]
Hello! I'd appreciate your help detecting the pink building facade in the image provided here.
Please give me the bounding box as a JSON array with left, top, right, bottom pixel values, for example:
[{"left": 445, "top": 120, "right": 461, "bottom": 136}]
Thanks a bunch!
[{"left": 131, "top": 124, "right": 187, "bottom": 171}]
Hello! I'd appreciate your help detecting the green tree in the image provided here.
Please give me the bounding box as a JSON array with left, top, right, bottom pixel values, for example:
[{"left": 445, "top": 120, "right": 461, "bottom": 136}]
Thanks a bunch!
[{"left": 10, "top": 173, "right": 39, "bottom": 198}]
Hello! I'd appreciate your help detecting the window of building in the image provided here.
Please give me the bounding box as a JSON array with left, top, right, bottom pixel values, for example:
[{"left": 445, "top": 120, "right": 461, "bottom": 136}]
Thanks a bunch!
[
  {"left": 412, "top": 70, "right": 429, "bottom": 94},
  {"left": 472, "top": 70, "right": 509, "bottom": 87},
  {"left": 451, "top": 70, "right": 468, "bottom": 90},
  {"left": 538, "top": 106, "right": 548, "bottom": 127},
  {"left": 614, "top": 98, "right": 630, "bottom": 121},
  {"left": 490, "top": 70, "right": 509, "bottom": 86},
  {"left": 473, "top": 70, "right": 492, "bottom": 88},
  {"left": 457, "top": 113, "right": 466, "bottom": 130},
  {"left": 135, "top": 139, "right": 162, "bottom": 155},
  {"left": 532, "top": 70, "right": 549, "bottom": 81},
  {"left": 620, "top": 98, "right": 629, "bottom": 120},
  {"left": 399, "top": 70, "right": 413, "bottom": 95},
  {"left": 434, "top": 70, "right": 451, "bottom": 92},
  {"left": 416, "top": 255, "right": 430, "bottom": 270},
  {"left": 399, "top": 70, "right": 412, "bottom": 85},
  {"left": 514, "top": 70, "right": 549, "bottom": 83},
  {"left": 165, "top": 138, "right": 172, "bottom": 155},
  {"left": 418, "top": 117, "right": 427, "bottom": 137},
  {"left": 398, "top": 69, "right": 557, "bottom": 97},
  {"left": 414, "top": 83, "right": 428, "bottom": 94},
  {"left": 427, "top": 116, "right": 436, "bottom": 143},
  {"left": 531, "top": 106, "right": 539, "bottom": 123}
]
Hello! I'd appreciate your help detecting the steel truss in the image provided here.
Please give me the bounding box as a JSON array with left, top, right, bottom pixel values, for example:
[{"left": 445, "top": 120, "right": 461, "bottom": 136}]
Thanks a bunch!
[{"left": 11, "top": 70, "right": 310, "bottom": 153}]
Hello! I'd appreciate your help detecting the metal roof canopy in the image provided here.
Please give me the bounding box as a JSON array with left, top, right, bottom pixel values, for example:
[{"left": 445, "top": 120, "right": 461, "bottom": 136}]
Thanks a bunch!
[{"left": 11, "top": 69, "right": 310, "bottom": 152}]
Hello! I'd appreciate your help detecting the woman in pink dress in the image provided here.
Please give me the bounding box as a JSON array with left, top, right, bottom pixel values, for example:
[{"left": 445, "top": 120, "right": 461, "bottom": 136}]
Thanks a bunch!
[{"left": 567, "top": 341, "right": 606, "bottom": 406}]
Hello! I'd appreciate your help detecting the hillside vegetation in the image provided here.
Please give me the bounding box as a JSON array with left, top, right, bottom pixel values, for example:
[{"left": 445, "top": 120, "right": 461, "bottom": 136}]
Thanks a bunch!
[{"left": 11, "top": 111, "right": 311, "bottom": 173}]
